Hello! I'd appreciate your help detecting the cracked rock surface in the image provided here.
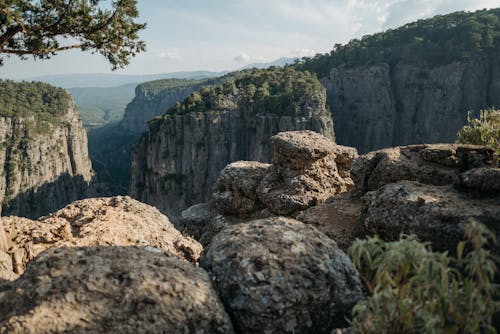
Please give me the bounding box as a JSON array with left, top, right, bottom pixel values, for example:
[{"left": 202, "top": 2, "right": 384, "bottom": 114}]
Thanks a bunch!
[
  {"left": 0, "top": 246, "right": 234, "bottom": 334},
  {"left": 2, "top": 196, "right": 202, "bottom": 276},
  {"left": 201, "top": 216, "right": 363, "bottom": 333}
]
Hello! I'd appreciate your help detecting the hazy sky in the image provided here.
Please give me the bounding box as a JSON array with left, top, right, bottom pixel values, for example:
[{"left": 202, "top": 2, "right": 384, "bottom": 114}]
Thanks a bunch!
[{"left": 1, "top": 0, "right": 500, "bottom": 79}]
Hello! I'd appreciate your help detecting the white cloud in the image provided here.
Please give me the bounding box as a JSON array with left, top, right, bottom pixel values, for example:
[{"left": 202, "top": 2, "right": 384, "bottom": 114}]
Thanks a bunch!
[
  {"left": 290, "top": 48, "right": 316, "bottom": 57},
  {"left": 158, "top": 51, "right": 181, "bottom": 60},
  {"left": 234, "top": 52, "right": 266, "bottom": 62}
]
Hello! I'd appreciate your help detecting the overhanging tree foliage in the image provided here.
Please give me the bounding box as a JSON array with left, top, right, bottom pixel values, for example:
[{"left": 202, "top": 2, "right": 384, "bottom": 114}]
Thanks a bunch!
[{"left": 0, "top": 0, "right": 146, "bottom": 69}]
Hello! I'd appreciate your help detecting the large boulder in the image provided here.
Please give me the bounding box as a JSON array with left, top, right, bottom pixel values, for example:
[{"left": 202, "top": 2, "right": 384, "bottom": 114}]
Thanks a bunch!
[
  {"left": 257, "top": 131, "right": 358, "bottom": 215},
  {"left": 459, "top": 167, "right": 500, "bottom": 193},
  {"left": 296, "top": 192, "right": 365, "bottom": 250},
  {"left": 179, "top": 202, "right": 224, "bottom": 246},
  {"left": 0, "top": 246, "right": 234, "bottom": 333},
  {"left": 3, "top": 196, "right": 202, "bottom": 276},
  {"left": 201, "top": 217, "right": 363, "bottom": 333},
  {"left": 352, "top": 144, "right": 495, "bottom": 192},
  {"left": 362, "top": 180, "right": 500, "bottom": 252},
  {"left": 213, "top": 161, "right": 271, "bottom": 215}
]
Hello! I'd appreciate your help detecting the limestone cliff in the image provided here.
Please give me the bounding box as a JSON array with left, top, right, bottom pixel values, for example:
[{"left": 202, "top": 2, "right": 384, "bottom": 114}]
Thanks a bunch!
[
  {"left": 120, "top": 79, "right": 206, "bottom": 133},
  {"left": 130, "top": 69, "right": 334, "bottom": 222},
  {"left": 321, "top": 56, "right": 500, "bottom": 152},
  {"left": 0, "top": 82, "right": 93, "bottom": 218}
]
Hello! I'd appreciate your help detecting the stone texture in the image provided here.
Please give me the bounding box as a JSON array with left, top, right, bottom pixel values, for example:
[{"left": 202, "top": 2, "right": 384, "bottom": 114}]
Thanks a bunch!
[
  {"left": 130, "top": 90, "right": 334, "bottom": 223},
  {"left": 257, "top": 131, "right": 358, "bottom": 215},
  {"left": 321, "top": 56, "right": 500, "bottom": 153},
  {"left": 179, "top": 202, "right": 221, "bottom": 246},
  {"left": 0, "top": 99, "right": 93, "bottom": 218},
  {"left": 213, "top": 161, "right": 271, "bottom": 215},
  {"left": 362, "top": 180, "right": 500, "bottom": 252},
  {"left": 352, "top": 144, "right": 495, "bottom": 193},
  {"left": 296, "top": 192, "right": 365, "bottom": 250},
  {"left": 201, "top": 217, "right": 363, "bottom": 333},
  {"left": 460, "top": 167, "right": 500, "bottom": 192},
  {"left": 0, "top": 246, "right": 234, "bottom": 333},
  {"left": 2, "top": 196, "right": 202, "bottom": 276}
]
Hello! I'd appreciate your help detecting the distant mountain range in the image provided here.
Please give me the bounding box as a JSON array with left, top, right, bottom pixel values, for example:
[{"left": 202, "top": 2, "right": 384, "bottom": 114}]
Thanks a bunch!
[
  {"left": 22, "top": 58, "right": 298, "bottom": 89},
  {"left": 23, "top": 71, "right": 226, "bottom": 89},
  {"left": 242, "top": 57, "right": 297, "bottom": 70}
]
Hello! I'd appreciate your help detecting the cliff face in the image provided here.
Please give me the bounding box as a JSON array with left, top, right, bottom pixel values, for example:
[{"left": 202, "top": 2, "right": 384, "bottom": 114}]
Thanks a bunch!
[
  {"left": 120, "top": 83, "right": 203, "bottom": 134},
  {"left": 130, "top": 92, "right": 334, "bottom": 222},
  {"left": 321, "top": 55, "right": 500, "bottom": 153},
  {"left": 0, "top": 101, "right": 93, "bottom": 218}
]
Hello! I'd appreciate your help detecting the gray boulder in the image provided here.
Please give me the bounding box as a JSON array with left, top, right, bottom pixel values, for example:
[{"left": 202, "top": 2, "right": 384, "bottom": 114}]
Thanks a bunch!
[
  {"left": 0, "top": 246, "right": 234, "bottom": 333},
  {"left": 352, "top": 144, "right": 494, "bottom": 192},
  {"left": 213, "top": 161, "right": 271, "bottom": 215},
  {"left": 362, "top": 180, "right": 500, "bottom": 252},
  {"left": 201, "top": 216, "right": 363, "bottom": 333},
  {"left": 257, "top": 131, "right": 358, "bottom": 215}
]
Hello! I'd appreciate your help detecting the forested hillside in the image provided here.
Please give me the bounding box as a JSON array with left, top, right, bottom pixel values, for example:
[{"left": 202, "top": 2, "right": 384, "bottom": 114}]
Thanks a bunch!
[
  {"left": 297, "top": 8, "right": 500, "bottom": 75},
  {"left": 294, "top": 8, "right": 500, "bottom": 152}
]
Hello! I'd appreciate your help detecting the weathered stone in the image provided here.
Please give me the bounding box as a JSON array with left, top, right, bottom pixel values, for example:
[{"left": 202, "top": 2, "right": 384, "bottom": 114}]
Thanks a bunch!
[
  {"left": 0, "top": 251, "right": 16, "bottom": 281},
  {"left": 362, "top": 180, "right": 500, "bottom": 252},
  {"left": 0, "top": 246, "right": 234, "bottom": 333},
  {"left": 460, "top": 167, "right": 500, "bottom": 193},
  {"left": 201, "top": 217, "right": 363, "bottom": 333},
  {"left": 296, "top": 192, "right": 365, "bottom": 250},
  {"left": 179, "top": 202, "right": 222, "bottom": 246},
  {"left": 352, "top": 144, "right": 494, "bottom": 192},
  {"left": 258, "top": 131, "right": 358, "bottom": 215},
  {"left": 213, "top": 161, "right": 270, "bottom": 215},
  {"left": 3, "top": 196, "right": 202, "bottom": 276}
]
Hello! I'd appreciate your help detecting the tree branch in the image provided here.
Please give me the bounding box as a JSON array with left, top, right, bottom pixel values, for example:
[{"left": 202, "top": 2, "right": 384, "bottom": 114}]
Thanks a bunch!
[
  {"left": 0, "top": 26, "right": 23, "bottom": 49},
  {"left": 0, "top": 43, "right": 86, "bottom": 55}
]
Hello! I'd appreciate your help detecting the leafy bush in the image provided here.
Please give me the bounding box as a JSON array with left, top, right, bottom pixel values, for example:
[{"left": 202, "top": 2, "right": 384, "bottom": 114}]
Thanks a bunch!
[
  {"left": 349, "top": 220, "right": 499, "bottom": 333},
  {"left": 456, "top": 108, "right": 500, "bottom": 161}
]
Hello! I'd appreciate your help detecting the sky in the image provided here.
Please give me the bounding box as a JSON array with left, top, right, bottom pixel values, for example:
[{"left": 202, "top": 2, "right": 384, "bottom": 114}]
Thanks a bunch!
[{"left": 1, "top": 0, "right": 500, "bottom": 79}]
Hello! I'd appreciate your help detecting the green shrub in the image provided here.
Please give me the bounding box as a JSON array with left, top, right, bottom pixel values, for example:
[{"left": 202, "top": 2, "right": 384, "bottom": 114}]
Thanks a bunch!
[
  {"left": 349, "top": 220, "right": 499, "bottom": 333},
  {"left": 456, "top": 108, "right": 500, "bottom": 161}
]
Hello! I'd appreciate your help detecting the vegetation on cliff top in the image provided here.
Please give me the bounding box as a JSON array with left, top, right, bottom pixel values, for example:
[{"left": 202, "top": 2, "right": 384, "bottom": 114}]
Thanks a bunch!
[
  {"left": 0, "top": 80, "right": 70, "bottom": 130},
  {"left": 137, "top": 78, "right": 209, "bottom": 95},
  {"left": 456, "top": 108, "right": 500, "bottom": 161},
  {"left": 349, "top": 220, "right": 499, "bottom": 333},
  {"left": 148, "top": 67, "right": 324, "bottom": 127},
  {"left": 296, "top": 8, "right": 500, "bottom": 77}
]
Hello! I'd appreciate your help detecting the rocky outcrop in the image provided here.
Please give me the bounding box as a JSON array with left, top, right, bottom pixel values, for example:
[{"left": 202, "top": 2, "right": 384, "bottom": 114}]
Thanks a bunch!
[
  {"left": 257, "top": 131, "right": 357, "bottom": 214},
  {"left": 321, "top": 56, "right": 500, "bottom": 153},
  {"left": 180, "top": 131, "right": 359, "bottom": 246},
  {"left": 200, "top": 217, "right": 363, "bottom": 333},
  {"left": 353, "top": 143, "right": 499, "bottom": 253},
  {"left": 296, "top": 192, "right": 365, "bottom": 250},
  {"left": 213, "top": 161, "right": 271, "bottom": 215},
  {"left": 121, "top": 80, "right": 206, "bottom": 134},
  {"left": 352, "top": 144, "right": 495, "bottom": 192},
  {"left": 0, "top": 99, "right": 93, "bottom": 218},
  {"left": 2, "top": 196, "right": 202, "bottom": 276},
  {"left": 0, "top": 246, "right": 234, "bottom": 333},
  {"left": 362, "top": 181, "right": 500, "bottom": 252},
  {"left": 130, "top": 94, "right": 334, "bottom": 223}
]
